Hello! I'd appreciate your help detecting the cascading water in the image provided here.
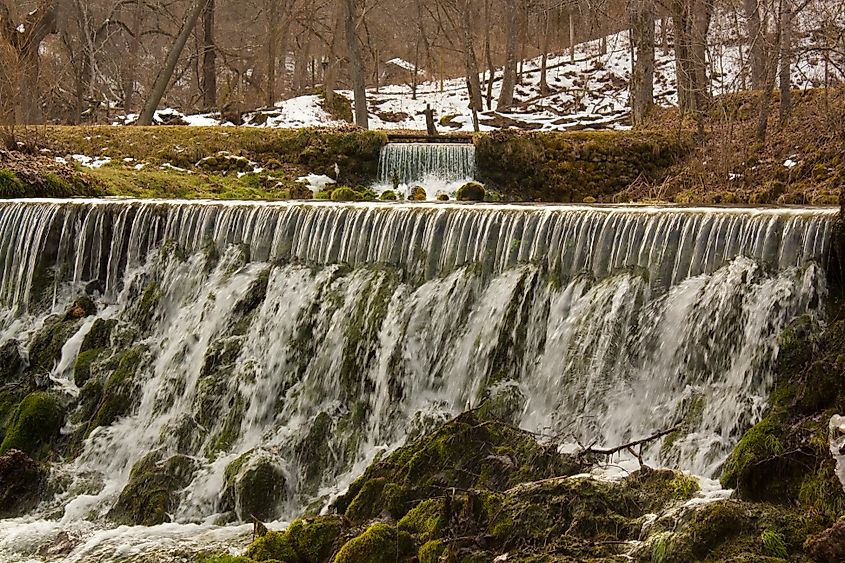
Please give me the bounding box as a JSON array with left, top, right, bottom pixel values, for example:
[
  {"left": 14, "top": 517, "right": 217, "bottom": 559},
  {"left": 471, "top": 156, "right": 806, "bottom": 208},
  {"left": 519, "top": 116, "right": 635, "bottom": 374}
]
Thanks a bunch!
[
  {"left": 377, "top": 143, "right": 476, "bottom": 197},
  {"left": 0, "top": 199, "right": 835, "bottom": 561}
]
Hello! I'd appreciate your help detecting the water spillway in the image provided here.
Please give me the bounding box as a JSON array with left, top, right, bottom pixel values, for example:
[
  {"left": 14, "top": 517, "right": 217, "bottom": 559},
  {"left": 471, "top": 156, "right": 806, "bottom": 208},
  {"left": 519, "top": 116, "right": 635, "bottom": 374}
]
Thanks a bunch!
[
  {"left": 0, "top": 199, "right": 835, "bottom": 560},
  {"left": 377, "top": 143, "right": 476, "bottom": 188}
]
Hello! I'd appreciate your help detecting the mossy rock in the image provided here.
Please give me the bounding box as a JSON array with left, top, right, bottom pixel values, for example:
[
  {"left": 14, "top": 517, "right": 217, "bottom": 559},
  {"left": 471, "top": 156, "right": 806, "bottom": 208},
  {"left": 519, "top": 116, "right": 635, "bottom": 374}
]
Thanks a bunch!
[
  {"left": 333, "top": 412, "right": 585, "bottom": 524},
  {"left": 0, "top": 449, "right": 47, "bottom": 518},
  {"left": 417, "top": 539, "right": 446, "bottom": 563},
  {"left": 294, "top": 412, "right": 335, "bottom": 495},
  {"left": 333, "top": 523, "right": 414, "bottom": 563},
  {"left": 0, "top": 392, "right": 64, "bottom": 460},
  {"left": 28, "top": 318, "right": 81, "bottom": 373},
  {"left": 246, "top": 514, "right": 344, "bottom": 562},
  {"left": 222, "top": 450, "right": 288, "bottom": 522},
  {"left": 398, "top": 498, "right": 447, "bottom": 542},
  {"left": 331, "top": 186, "right": 361, "bottom": 202},
  {"left": 0, "top": 169, "right": 27, "bottom": 198},
  {"left": 436, "top": 193, "right": 449, "bottom": 202},
  {"left": 108, "top": 451, "right": 199, "bottom": 526},
  {"left": 85, "top": 346, "right": 146, "bottom": 434},
  {"left": 456, "top": 182, "right": 486, "bottom": 202},
  {"left": 379, "top": 190, "right": 398, "bottom": 201},
  {"left": 409, "top": 186, "right": 427, "bottom": 201}
]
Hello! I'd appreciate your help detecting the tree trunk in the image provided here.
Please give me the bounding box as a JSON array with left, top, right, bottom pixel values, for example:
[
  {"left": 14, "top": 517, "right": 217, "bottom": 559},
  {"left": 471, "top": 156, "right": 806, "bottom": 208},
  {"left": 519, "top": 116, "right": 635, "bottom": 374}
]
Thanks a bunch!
[
  {"left": 569, "top": 13, "right": 576, "bottom": 62},
  {"left": 483, "top": 0, "right": 494, "bottom": 110},
  {"left": 266, "top": 1, "right": 279, "bottom": 107},
  {"left": 631, "top": 0, "right": 655, "bottom": 125},
  {"left": 460, "top": 0, "right": 483, "bottom": 112},
  {"left": 497, "top": 6, "right": 519, "bottom": 110},
  {"left": 743, "top": 0, "right": 765, "bottom": 88},
  {"left": 0, "top": 0, "right": 59, "bottom": 124},
  {"left": 778, "top": 0, "right": 792, "bottom": 122},
  {"left": 137, "top": 0, "right": 209, "bottom": 125},
  {"left": 539, "top": 9, "right": 550, "bottom": 96},
  {"left": 123, "top": 1, "right": 144, "bottom": 113},
  {"left": 343, "top": 0, "right": 368, "bottom": 129},
  {"left": 201, "top": 0, "right": 217, "bottom": 110}
]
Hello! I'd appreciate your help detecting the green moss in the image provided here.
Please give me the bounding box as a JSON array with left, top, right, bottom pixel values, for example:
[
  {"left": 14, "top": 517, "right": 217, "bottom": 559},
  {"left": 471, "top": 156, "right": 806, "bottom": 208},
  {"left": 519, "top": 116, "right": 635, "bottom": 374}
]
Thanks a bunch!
[
  {"left": 398, "top": 498, "right": 447, "bottom": 542},
  {"left": 134, "top": 283, "right": 161, "bottom": 330},
  {"left": 670, "top": 473, "right": 700, "bottom": 500},
  {"left": 245, "top": 530, "right": 298, "bottom": 561},
  {"left": 721, "top": 416, "right": 784, "bottom": 491},
  {"left": 333, "top": 523, "right": 414, "bottom": 563},
  {"left": 760, "top": 529, "right": 788, "bottom": 559},
  {"left": 475, "top": 130, "right": 691, "bottom": 202},
  {"left": 0, "top": 392, "right": 64, "bottom": 459},
  {"left": 417, "top": 539, "right": 446, "bottom": 563},
  {"left": 108, "top": 452, "right": 198, "bottom": 526},
  {"left": 0, "top": 169, "right": 26, "bottom": 197},
  {"left": 331, "top": 186, "right": 361, "bottom": 202},
  {"left": 379, "top": 190, "right": 398, "bottom": 201},
  {"left": 73, "top": 349, "right": 102, "bottom": 387},
  {"left": 86, "top": 346, "right": 145, "bottom": 434}
]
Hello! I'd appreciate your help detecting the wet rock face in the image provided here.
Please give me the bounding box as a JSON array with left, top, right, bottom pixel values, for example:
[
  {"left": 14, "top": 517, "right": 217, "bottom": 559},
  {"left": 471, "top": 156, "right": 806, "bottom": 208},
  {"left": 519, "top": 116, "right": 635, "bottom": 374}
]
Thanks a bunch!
[
  {"left": 108, "top": 452, "right": 200, "bottom": 526},
  {"left": 0, "top": 449, "right": 46, "bottom": 518},
  {"left": 222, "top": 451, "right": 289, "bottom": 522}
]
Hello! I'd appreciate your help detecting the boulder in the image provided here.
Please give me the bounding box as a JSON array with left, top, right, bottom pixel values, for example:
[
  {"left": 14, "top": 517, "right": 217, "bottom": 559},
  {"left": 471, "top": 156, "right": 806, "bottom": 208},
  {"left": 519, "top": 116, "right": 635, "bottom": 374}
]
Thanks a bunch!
[
  {"left": 456, "top": 182, "right": 485, "bottom": 202},
  {"left": 223, "top": 450, "right": 289, "bottom": 522},
  {"left": 409, "top": 186, "right": 427, "bottom": 201},
  {"left": 0, "top": 392, "right": 64, "bottom": 460},
  {"left": 0, "top": 449, "right": 46, "bottom": 518},
  {"left": 109, "top": 451, "right": 200, "bottom": 526}
]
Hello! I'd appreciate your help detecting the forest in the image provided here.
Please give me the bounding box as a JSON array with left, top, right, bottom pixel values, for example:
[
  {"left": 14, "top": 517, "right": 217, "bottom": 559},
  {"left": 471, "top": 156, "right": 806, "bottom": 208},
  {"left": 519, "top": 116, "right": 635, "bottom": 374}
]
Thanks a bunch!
[{"left": 0, "top": 0, "right": 840, "bottom": 133}]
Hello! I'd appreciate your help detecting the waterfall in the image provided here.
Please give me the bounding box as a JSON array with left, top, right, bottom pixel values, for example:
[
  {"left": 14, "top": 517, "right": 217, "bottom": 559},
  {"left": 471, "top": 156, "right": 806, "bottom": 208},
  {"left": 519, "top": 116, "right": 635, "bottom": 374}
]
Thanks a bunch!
[
  {"left": 377, "top": 143, "right": 476, "bottom": 191},
  {"left": 0, "top": 199, "right": 835, "bottom": 560}
]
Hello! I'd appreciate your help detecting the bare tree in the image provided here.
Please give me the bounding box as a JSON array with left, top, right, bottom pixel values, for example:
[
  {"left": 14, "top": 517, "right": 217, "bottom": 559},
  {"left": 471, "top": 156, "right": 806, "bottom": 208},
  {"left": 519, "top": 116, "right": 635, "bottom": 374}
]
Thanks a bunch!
[
  {"left": 0, "top": 0, "right": 59, "bottom": 124},
  {"left": 201, "top": 0, "right": 217, "bottom": 110},
  {"left": 497, "top": 1, "right": 519, "bottom": 110},
  {"left": 631, "top": 0, "right": 655, "bottom": 125},
  {"left": 137, "top": 0, "right": 209, "bottom": 125},
  {"left": 343, "top": 0, "right": 368, "bottom": 128}
]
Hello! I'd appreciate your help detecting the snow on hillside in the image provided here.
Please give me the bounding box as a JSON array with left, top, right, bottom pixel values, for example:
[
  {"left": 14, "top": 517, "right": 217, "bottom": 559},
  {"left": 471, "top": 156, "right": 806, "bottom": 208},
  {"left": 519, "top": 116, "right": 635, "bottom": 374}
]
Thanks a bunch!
[{"left": 120, "top": 7, "right": 843, "bottom": 132}]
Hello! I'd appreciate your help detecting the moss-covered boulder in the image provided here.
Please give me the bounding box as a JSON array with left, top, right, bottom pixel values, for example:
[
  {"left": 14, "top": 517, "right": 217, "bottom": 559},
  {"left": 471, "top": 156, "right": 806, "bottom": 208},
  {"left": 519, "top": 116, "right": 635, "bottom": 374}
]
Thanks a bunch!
[
  {"left": 379, "top": 190, "right": 398, "bottom": 201},
  {"left": 223, "top": 450, "right": 289, "bottom": 522},
  {"left": 0, "top": 449, "right": 47, "bottom": 518},
  {"left": 246, "top": 514, "right": 344, "bottom": 562},
  {"left": 409, "top": 186, "right": 427, "bottom": 201},
  {"left": 333, "top": 412, "right": 585, "bottom": 524},
  {"left": 456, "top": 182, "right": 485, "bottom": 202},
  {"left": 333, "top": 523, "right": 414, "bottom": 563},
  {"left": 108, "top": 451, "right": 199, "bottom": 526},
  {"left": 0, "top": 392, "right": 63, "bottom": 459},
  {"left": 331, "top": 186, "right": 361, "bottom": 202}
]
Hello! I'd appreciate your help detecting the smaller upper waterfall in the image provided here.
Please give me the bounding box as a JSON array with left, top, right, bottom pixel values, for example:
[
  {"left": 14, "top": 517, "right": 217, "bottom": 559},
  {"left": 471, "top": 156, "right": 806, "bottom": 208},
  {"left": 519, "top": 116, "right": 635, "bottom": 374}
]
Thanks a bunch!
[{"left": 377, "top": 142, "right": 476, "bottom": 189}]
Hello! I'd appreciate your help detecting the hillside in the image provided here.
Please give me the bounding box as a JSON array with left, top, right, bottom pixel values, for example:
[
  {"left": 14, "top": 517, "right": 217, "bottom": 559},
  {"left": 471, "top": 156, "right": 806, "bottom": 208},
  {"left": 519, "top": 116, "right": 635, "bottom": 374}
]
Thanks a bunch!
[{"left": 116, "top": 4, "right": 845, "bottom": 133}]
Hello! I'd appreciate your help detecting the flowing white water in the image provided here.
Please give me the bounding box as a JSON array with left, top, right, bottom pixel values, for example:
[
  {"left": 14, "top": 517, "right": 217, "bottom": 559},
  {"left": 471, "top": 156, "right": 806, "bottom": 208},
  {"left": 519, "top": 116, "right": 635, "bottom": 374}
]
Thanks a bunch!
[
  {"left": 376, "top": 143, "right": 476, "bottom": 197},
  {"left": 0, "top": 199, "right": 835, "bottom": 561}
]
